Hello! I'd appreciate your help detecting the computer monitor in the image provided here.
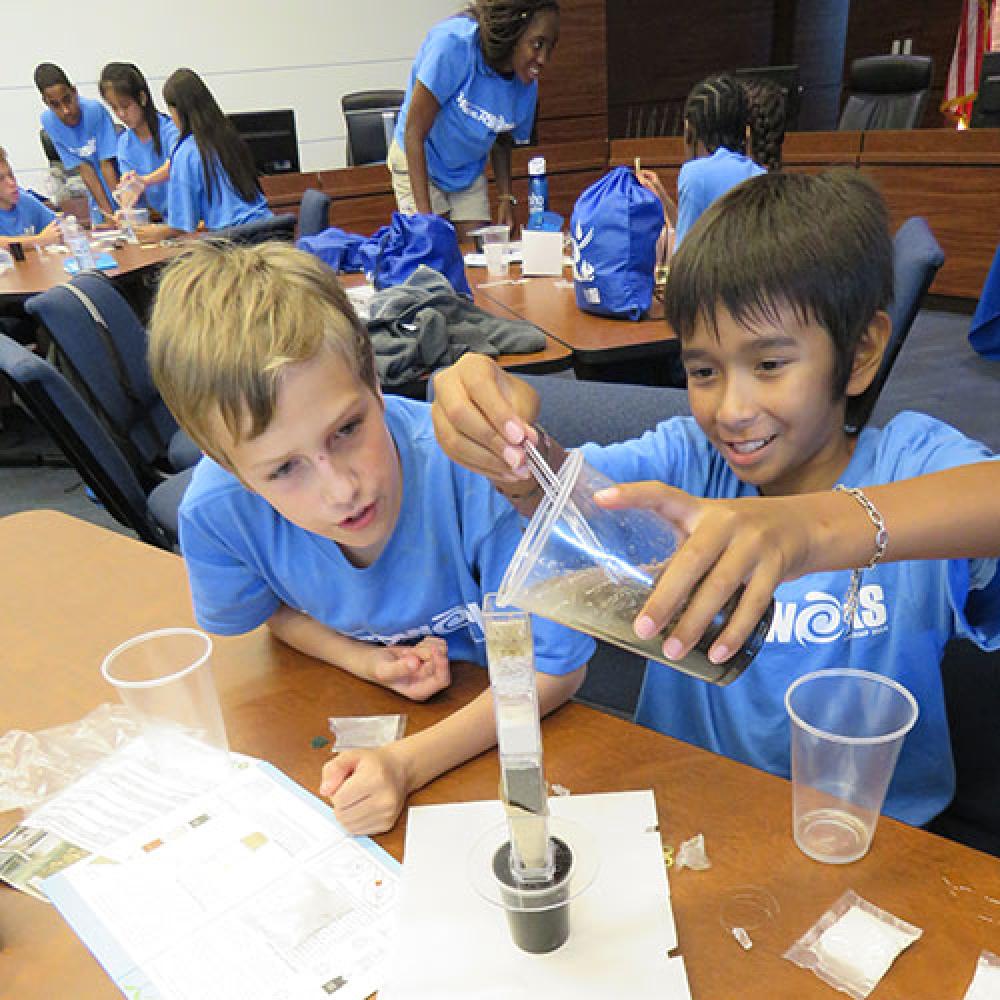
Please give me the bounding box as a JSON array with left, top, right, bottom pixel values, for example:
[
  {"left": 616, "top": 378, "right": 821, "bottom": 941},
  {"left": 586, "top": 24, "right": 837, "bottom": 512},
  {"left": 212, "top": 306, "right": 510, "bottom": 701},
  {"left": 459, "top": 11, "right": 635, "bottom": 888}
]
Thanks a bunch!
[
  {"left": 970, "top": 53, "right": 1000, "bottom": 128},
  {"left": 731, "top": 64, "right": 801, "bottom": 132},
  {"left": 227, "top": 109, "right": 300, "bottom": 175}
]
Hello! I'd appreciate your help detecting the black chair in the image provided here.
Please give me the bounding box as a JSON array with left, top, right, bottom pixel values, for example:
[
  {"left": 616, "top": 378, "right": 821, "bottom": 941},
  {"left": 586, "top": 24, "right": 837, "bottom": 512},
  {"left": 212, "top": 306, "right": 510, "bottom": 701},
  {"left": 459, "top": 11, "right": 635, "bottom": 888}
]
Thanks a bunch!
[
  {"left": 926, "top": 640, "right": 1000, "bottom": 858},
  {"left": 970, "top": 52, "right": 1000, "bottom": 128},
  {"left": 213, "top": 212, "right": 297, "bottom": 246},
  {"left": 0, "top": 335, "right": 190, "bottom": 549},
  {"left": 342, "top": 89, "right": 405, "bottom": 166},
  {"left": 839, "top": 55, "right": 934, "bottom": 130},
  {"left": 39, "top": 128, "right": 63, "bottom": 169},
  {"left": 298, "top": 189, "right": 331, "bottom": 238},
  {"left": 855, "top": 216, "right": 945, "bottom": 429},
  {"left": 24, "top": 272, "right": 200, "bottom": 487}
]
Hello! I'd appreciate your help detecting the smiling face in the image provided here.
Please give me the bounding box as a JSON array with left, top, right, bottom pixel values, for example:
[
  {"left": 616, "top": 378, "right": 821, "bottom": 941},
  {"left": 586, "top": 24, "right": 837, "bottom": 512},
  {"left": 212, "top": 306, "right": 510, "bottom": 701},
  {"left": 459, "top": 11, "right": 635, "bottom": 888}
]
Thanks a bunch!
[
  {"left": 682, "top": 304, "right": 885, "bottom": 496},
  {"left": 0, "top": 161, "right": 19, "bottom": 212},
  {"left": 220, "top": 349, "right": 403, "bottom": 568},
  {"left": 506, "top": 9, "right": 559, "bottom": 84},
  {"left": 42, "top": 83, "right": 81, "bottom": 127}
]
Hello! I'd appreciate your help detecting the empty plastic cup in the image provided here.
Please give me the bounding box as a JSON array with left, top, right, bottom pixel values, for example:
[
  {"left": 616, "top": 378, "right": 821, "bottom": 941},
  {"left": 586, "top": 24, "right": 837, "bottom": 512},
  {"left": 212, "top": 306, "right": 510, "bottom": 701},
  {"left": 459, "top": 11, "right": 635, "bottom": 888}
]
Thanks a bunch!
[
  {"left": 475, "top": 224, "right": 510, "bottom": 278},
  {"left": 101, "top": 628, "right": 229, "bottom": 754},
  {"left": 785, "top": 668, "right": 918, "bottom": 864},
  {"left": 498, "top": 450, "right": 773, "bottom": 685}
]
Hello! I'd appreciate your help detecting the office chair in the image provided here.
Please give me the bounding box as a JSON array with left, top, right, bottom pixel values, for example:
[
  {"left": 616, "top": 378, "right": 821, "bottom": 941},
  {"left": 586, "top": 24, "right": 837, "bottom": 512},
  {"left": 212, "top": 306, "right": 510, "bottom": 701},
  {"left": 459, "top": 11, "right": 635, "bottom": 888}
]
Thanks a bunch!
[
  {"left": 970, "top": 52, "right": 1000, "bottom": 128},
  {"left": 24, "top": 272, "right": 200, "bottom": 487},
  {"left": 0, "top": 334, "right": 191, "bottom": 549},
  {"left": 39, "top": 129, "right": 62, "bottom": 168},
  {"left": 853, "top": 217, "right": 945, "bottom": 429},
  {"left": 298, "top": 189, "right": 331, "bottom": 238},
  {"left": 342, "top": 90, "right": 405, "bottom": 166},
  {"left": 213, "top": 212, "right": 297, "bottom": 245},
  {"left": 838, "top": 55, "right": 933, "bottom": 130}
]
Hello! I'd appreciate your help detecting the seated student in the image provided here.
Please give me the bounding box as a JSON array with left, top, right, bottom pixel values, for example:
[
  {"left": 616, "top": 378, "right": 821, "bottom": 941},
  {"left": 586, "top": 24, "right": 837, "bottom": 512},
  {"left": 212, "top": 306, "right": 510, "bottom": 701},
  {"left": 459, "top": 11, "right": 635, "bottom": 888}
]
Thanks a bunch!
[
  {"left": 743, "top": 78, "right": 787, "bottom": 173},
  {"left": 99, "top": 62, "right": 179, "bottom": 222},
  {"left": 430, "top": 170, "right": 1000, "bottom": 830},
  {"left": 0, "top": 146, "right": 59, "bottom": 247},
  {"left": 146, "top": 241, "right": 592, "bottom": 835},
  {"left": 34, "top": 62, "right": 119, "bottom": 224},
  {"left": 136, "top": 68, "right": 271, "bottom": 241}
]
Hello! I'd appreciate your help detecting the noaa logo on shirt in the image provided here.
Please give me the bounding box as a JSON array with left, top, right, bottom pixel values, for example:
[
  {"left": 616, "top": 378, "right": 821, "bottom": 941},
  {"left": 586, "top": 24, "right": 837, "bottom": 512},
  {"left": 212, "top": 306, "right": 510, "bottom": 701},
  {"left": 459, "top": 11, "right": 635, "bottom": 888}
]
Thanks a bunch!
[
  {"left": 455, "top": 92, "right": 517, "bottom": 133},
  {"left": 766, "top": 586, "right": 889, "bottom": 645},
  {"left": 353, "top": 602, "right": 485, "bottom": 646},
  {"left": 73, "top": 137, "right": 97, "bottom": 159}
]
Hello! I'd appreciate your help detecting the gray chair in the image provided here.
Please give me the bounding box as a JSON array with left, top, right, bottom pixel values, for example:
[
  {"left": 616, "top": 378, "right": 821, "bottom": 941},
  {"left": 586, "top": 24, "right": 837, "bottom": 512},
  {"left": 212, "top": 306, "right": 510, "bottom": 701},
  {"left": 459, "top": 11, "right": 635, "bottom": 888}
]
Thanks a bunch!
[
  {"left": 0, "top": 334, "right": 190, "bottom": 549},
  {"left": 342, "top": 89, "right": 404, "bottom": 166},
  {"left": 839, "top": 55, "right": 933, "bottom": 130},
  {"left": 298, "top": 189, "right": 331, "bottom": 238},
  {"left": 522, "top": 375, "right": 690, "bottom": 718},
  {"left": 214, "top": 212, "right": 297, "bottom": 246}
]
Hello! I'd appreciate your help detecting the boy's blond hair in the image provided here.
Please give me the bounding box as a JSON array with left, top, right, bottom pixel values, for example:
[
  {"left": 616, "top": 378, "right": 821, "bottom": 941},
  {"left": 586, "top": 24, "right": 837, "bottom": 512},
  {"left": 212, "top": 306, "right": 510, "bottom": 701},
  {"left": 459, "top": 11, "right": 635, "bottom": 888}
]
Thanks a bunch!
[{"left": 148, "top": 240, "right": 376, "bottom": 467}]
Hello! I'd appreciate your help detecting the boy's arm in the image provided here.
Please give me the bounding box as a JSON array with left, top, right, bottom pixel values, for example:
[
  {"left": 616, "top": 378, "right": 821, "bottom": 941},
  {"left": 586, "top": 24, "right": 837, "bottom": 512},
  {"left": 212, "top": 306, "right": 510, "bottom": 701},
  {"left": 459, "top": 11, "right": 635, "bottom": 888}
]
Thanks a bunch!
[
  {"left": 266, "top": 603, "right": 451, "bottom": 701},
  {"left": 77, "top": 161, "right": 115, "bottom": 217},
  {"left": 320, "top": 664, "right": 587, "bottom": 835},
  {"left": 601, "top": 461, "right": 1000, "bottom": 666}
]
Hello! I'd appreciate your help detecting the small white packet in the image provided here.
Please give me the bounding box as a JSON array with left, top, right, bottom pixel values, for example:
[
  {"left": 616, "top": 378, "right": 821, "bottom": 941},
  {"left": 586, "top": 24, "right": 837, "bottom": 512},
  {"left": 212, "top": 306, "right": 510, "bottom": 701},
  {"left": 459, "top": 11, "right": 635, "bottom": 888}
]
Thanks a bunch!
[
  {"left": 784, "top": 890, "right": 922, "bottom": 999},
  {"left": 674, "top": 833, "right": 711, "bottom": 871},
  {"left": 328, "top": 714, "right": 406, "bottom": 749},
  {"left": 965, "top": 950, "right": 1000, "bottom": 1000}
]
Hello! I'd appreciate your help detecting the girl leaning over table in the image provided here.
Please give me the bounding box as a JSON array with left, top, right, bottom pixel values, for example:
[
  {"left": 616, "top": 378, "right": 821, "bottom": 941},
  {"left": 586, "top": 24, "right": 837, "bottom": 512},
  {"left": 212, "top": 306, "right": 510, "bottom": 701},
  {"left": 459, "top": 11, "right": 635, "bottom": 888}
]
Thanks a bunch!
[{"left": 389, "top": 0, "right": 559, "bottom": 241}]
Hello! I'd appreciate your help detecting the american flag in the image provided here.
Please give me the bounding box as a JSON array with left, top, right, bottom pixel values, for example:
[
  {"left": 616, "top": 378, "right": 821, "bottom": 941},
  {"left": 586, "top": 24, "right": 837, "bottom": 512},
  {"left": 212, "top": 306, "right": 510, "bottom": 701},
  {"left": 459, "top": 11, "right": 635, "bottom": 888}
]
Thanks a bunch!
[{"left": 941, "top": 0, "right": 994, "bottom": 125}]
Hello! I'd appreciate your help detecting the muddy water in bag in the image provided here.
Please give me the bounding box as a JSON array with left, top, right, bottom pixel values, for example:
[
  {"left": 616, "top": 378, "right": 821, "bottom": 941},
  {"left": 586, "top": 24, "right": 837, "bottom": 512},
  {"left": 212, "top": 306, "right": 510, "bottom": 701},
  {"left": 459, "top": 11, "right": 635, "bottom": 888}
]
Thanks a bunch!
[{"left": 498, "top": 450, "right": 774, "bottom": 685}]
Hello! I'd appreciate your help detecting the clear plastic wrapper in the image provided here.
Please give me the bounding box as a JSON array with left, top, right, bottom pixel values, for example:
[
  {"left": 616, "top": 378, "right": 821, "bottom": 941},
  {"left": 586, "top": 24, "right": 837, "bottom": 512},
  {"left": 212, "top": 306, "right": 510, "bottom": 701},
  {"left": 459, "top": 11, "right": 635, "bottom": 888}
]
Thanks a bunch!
[
  {"left": 328, "top": 714, "right": 406, "bottom": 749},
  {"left": 0, "top": 703, "right": 139, "bottom": 812},
  {"left": 784, "top": 889, "right": 922, "bottom": 999},
  {"left": 965, "top": 950, "right": 1000, "bottom": 1000},
  {"left": 674, "top": 832, "right": 711, "bottom": 871}
]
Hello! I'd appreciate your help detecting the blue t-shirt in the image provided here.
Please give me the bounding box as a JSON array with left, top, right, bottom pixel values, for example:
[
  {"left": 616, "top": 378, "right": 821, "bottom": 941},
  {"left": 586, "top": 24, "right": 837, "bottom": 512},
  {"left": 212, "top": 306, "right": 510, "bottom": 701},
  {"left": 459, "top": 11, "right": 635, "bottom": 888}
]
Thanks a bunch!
[
  {"left": 0, "top": 189, "right": 56, "bottom": 237},
  {"left": 116, "top": 113, "right": 180, "bottom": 220},
  {"left": 394, "top": 16, "right": 537, "bottom": 192},
  {"left": 40, "top": 96, "right": 118, "bottom": 223},
  {"left": 675, "top": 147, "right": 766, "bottom": 246},
  {"left": 178, "top": 395, "right": 594, "bottom": 679},
  {"left": 167, "top": 134, "right": 271, "bottom": 233},
  {"left": 582, "top": 412, "right": 1000, "bottom": 826}
]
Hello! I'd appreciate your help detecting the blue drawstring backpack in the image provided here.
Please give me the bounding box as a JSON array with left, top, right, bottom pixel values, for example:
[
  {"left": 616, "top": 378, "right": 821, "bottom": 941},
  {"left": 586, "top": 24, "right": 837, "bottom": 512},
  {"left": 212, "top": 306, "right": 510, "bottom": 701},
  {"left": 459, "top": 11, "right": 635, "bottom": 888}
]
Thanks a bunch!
[
  {"left": 296, "top": 227, "right": 384, "bottom": 273},
  {"left": 570, "top": 167, "right": 664, "bottom": 320},
  {"left": 969, "top": 242, "right": 1000, "bottom": 360},
  {"left": 374, "top": 212, "right": 472, "bottom": 298}
]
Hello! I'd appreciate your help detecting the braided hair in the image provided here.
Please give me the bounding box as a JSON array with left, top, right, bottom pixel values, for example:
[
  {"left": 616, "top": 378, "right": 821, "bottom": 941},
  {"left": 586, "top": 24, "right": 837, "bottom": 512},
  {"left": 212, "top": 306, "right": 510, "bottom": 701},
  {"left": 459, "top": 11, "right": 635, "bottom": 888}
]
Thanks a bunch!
[
  {"left": 465, "top": 1, "right": 560, "bottom": 68},
  {"left": 744, "top": 80, "right": 787, "bottom": 172},
  {"left": 683, "top": 73, "right": 748, "bottom": 156}
]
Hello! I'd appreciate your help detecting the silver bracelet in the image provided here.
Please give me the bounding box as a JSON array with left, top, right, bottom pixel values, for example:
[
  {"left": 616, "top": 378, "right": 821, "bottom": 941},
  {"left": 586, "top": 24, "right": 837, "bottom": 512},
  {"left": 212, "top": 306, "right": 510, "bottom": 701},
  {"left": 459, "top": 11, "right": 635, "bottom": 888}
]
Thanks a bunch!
[{"left": 834, "top": 485, "right": 889, "bottom": 630}]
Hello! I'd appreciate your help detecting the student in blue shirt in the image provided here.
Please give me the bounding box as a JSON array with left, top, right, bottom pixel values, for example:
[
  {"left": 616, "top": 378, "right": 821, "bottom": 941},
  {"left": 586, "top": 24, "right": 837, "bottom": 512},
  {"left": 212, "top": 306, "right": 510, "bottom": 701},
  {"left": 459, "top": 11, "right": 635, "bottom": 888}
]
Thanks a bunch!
[
  {"left": 0, "top": 147, "right": 58, "bottom": 247},
  {"left": 136, "top": 68, "right": 271, "bottom": 240},
  {"left": 99, "top": 63, "right": 179, "bottom": 222},
  {"left": 431, "top": 170, "right": 1000, "bottom": 829},
  {"left": 390, "top": 1, "right": 559, "bottom": 240},
  {"left": 147, "top": 241, "right": 591, "bottom": 835},
  {"left": 34, "top": 62, "right": 119, "bottom": 224}
]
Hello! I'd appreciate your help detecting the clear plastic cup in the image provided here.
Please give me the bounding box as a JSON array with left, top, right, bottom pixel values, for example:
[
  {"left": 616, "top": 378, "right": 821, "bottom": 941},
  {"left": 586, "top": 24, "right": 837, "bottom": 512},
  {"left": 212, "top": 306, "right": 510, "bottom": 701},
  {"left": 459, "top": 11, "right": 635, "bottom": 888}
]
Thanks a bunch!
[
  {"left": 497, "top": 450, "right": 773, "bottom": 685},
  {"left": 474, "top": 224, "right": 510, "bottom": 278},
  {"left": 785, "top": 668, "right": 918, "bottom": 864},
  {"left": 101, "top": 628, "right": 229, "bottom": 754}
]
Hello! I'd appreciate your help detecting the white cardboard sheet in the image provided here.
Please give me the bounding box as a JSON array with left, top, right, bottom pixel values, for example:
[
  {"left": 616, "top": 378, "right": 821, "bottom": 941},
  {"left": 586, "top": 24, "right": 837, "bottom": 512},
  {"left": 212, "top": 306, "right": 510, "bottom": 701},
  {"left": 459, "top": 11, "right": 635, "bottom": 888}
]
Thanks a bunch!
[{"left": 379, "top": 790, "right": 691, "bottom": 1000}]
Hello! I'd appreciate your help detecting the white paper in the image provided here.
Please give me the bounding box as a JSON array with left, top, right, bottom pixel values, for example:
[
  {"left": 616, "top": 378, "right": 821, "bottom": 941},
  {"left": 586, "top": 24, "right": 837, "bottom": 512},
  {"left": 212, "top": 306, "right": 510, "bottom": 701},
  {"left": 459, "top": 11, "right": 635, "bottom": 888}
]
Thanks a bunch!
[
  {"left": 45, "top": 760, "right": 399, "bottom": 1000},
  {"left": 380, "top": 790, "right": 690, "bottom": 1000}
]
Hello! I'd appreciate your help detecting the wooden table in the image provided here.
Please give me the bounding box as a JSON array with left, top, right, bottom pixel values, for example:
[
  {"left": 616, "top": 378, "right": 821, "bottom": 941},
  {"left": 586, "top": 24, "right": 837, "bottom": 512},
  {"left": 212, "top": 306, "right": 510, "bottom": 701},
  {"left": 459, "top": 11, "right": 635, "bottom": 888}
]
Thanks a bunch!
[
  {"left": 0, "top": 242, "right": 182, "bottom": 305},
  {"left": 3, "top": 510, "right": 998, "bottom": 999}
]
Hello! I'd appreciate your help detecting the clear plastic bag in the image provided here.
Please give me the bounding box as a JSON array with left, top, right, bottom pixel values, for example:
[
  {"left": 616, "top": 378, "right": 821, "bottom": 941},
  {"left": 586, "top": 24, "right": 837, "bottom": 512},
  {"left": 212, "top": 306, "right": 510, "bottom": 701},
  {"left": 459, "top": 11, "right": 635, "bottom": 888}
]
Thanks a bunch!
[
  {"left": 328, "top": 714, "right": 406, "bottom": 749},
  {"left": 0, "top": 703, "right": 140, "bottom": 813},
  {"left": 965, "top": 950, "right": 1000, "bottom": 1000},
  {"left": 0, "top": 248, "right": 13, "bottom": 275}
]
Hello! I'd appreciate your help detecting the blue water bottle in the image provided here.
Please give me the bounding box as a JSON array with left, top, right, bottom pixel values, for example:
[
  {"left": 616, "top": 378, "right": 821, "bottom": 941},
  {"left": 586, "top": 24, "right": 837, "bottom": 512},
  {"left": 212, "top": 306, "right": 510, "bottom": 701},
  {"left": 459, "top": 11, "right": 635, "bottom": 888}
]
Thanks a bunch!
[{"left": 527, "top": 156, "right": 548, "bottom": 229}]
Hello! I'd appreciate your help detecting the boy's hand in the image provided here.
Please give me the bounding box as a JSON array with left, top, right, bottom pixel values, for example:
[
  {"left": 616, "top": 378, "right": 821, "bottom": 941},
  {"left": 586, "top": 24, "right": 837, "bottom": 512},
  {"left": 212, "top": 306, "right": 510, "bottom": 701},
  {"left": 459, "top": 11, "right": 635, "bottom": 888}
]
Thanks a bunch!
[
  {"left": 319, "top": 744, "right": 410, "bottom": 835},
  {"left": 431, "top": 354, "right": 541, "bottom": 484},
  {"left": 369, "top": 637, "right": 451, "bottom": 701},
  {"left": 595, "top": 483, "right": 812, "bottom": 664}
]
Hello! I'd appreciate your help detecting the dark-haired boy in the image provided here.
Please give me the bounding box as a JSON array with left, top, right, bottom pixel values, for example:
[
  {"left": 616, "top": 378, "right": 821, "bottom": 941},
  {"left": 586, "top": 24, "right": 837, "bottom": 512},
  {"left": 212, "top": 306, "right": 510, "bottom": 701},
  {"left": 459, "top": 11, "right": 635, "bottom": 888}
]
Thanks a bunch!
[
  {"left": 35, "top": 62, "right": 118, "bottom": 223},
  {"left": 431, "top": 169, "right": 1000, "bottom": 828}
]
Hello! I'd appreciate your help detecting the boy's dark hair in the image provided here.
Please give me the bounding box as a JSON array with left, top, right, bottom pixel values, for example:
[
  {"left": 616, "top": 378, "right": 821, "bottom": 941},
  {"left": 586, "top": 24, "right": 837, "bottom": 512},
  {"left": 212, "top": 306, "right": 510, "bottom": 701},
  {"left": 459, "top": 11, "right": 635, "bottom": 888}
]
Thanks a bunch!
[
  {"left": 684, "top": 73, "right": 748, "bottom": 155},
  {"left": 162, "top": 68, "right": 261, "bottom": 205},
  {"left": 466, "top": 0, "right": 559, "bottom": 68},
  {"left": 744, "top": 79, "right": 786, "bottom": 172},
  {"left": 34, "top": 63, "right": 72, "bottom": 94},
  {"left": 665, "top": 170, "right": 894, "bottom": 433},
  {"left": 100, "top": 62, "right": 167, "bottom": 158}
]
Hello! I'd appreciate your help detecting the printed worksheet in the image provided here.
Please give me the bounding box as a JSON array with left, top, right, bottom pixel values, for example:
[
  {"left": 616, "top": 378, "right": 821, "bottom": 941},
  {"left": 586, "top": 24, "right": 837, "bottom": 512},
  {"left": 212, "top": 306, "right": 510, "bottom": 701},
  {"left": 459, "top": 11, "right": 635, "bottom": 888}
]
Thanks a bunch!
[{"left": 44, "top": 760, "right": 399, "bottom": 1000}]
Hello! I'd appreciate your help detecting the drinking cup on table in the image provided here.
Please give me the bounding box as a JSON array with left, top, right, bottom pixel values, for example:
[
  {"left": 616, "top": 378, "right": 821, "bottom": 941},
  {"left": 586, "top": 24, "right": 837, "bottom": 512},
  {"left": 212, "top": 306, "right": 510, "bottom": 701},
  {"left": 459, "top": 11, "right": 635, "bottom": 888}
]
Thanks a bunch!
[
  {"left": 101, "top": 627, "right": 229, "bottom": 758},
  {"left": 477, "top": 224, "right": 510, "bottom": 278},
  {"left": 785, "top": 668, "right": 918, "bottom": 864}
]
